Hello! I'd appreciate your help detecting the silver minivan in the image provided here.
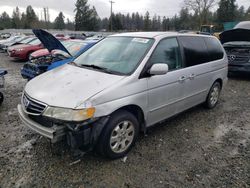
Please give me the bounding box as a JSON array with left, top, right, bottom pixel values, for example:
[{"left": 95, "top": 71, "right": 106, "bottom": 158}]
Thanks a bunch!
[{"left": 18, "top": 32, "right": 228, "bottom": 159}]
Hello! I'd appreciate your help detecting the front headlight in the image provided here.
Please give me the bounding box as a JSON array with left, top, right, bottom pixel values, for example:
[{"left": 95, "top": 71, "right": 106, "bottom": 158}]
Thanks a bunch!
[
  {"left": 16, "top": 48, "right": 23, "bottom": 51},
  {"left": 43, "top": 106, "right": 95, "bottom": 122}
]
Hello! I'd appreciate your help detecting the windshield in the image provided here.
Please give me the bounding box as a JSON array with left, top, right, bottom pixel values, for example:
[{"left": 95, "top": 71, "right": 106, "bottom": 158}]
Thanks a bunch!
[
  {"left": 201, "top": 26, "right": 211, "bottom": 33},
  {"left": 74, "top": 37, "right": 154, "bottom": 75},
  {"left": 28, "top": 39, "right": 41, "bottom": 45},
  {"left": 61, "top": 40, "right": 73, "bottom": 48},
  {"left": 15, "top": 37, "right": 26, "bottom": 42},
  {"left": 67, "top": 41, "right": 87, "bottom": 56},
  {"left": 6, "top": 36, "right": 19, "bottom": 42},
  {"left": 22, "top": 37, "right": 36, "bottom": 44}
]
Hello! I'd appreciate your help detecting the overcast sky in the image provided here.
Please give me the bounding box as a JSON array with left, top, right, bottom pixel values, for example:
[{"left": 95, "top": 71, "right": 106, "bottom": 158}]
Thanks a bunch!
[{"left": 0, "top": 0, "right": 249, "bottom": 21}]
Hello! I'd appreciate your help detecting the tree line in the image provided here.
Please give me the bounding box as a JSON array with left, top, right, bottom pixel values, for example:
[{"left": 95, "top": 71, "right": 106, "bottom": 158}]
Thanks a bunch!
[{"left": 0, "top": 0, "right": 249, "bottom": 31}]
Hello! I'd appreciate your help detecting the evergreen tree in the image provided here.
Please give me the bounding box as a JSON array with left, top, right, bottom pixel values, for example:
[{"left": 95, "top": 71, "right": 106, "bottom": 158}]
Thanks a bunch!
[
  {"left": 89, "top": 6, "right": 100, "bottom": 31},
  {"left": 54, "top": 12, "right": 65, "bottom": 30},
  {"left": 135, "top": 12, "right": 143, "bottom": 31},
  {"left": 246, "top": 6, "right": 250, "bottom": 20},
  {"left": 162, "top": 16, "right": 168, "bottom": 31},
  {"left": 12, "top": 7, "right": 21, "bottom": 29},
  {"left": 100, "top": 18, "right": 109, "bottom": 31},
  {"left": 152, "top": 14, "right": 158, "bottom": 31},
  {"left": 0, "top": 12, "right": 12, "bottom": 29},
  {"left": 144, "top": 11, "right": 151, "bottom": 31},
  {"left": 25, "top": 5, "right": 39, "bottom": 28},
  {"left": 109, "top": 13, "right": 123, "bottom": 31},
  {"left": 179, "top": 8, "right": 190, "bottom": 30},
  {"left": 75, "top": 0, "right": 92, "bottom": 31},
  {"left": 65, "top": 18, "right": 75, "bottom": 30},
  {"left": 20, "top": 13, "right": 26, "bottom": 29},
  {"left": 236, "top": 6, "right": 246, "bottom": 21},
  {"left": 217, "top": 0, "right": 237, "bottom": 22}
]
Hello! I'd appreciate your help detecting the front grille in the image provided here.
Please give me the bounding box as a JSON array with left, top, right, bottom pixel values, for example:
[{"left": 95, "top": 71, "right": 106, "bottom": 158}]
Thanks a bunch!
[
  {"left": 228, "top": 55, "right": 250, "bottom": 64},
  {"left": 22, "top": 94, "right": 47, "bottom": 115},
  {"left": 28, "top": 115, "right": 54, "bottom": 128},
  {"left": 23, "top": 63, "right": 38, "bottom": 71}
]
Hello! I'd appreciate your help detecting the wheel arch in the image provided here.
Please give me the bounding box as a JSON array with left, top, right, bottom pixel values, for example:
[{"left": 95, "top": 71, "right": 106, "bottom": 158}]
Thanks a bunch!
[
  {"left": 112, "top": 104, "right": 146, "bottom": 132},
  {"left": 214, "top": 78, "right": 223, "bottom": 88}
]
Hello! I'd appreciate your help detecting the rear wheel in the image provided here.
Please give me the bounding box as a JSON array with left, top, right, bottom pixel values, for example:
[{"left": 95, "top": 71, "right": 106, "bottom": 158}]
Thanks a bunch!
[
  {"left": 96, "top": 110, "right": 139, "bottom": 159},
  {"left": 205, "top": 82, "right": 221, "bottom": 109}
]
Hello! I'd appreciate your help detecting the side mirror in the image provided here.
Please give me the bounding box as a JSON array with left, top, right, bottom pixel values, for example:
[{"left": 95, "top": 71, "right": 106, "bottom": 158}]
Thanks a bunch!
[{"left": 149, "top": 63, "right": 169, "bottom": 76}]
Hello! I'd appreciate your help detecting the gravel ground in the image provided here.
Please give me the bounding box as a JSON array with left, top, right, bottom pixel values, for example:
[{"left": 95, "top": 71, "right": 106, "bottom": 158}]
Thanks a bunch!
[{"left": 0, "top": 53, "right": 249, "bottom": 188}]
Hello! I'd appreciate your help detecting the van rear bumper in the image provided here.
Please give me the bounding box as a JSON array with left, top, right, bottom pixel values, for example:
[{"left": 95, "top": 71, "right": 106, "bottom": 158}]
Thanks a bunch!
[{"left": 17, "top": 104, "right": 66, "bottom": 143}]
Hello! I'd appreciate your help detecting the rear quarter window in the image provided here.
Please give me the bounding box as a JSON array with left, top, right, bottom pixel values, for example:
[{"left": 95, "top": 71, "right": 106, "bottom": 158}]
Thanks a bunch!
[{"left": 204, "top": 37, "right": 224, "bottom": 61}]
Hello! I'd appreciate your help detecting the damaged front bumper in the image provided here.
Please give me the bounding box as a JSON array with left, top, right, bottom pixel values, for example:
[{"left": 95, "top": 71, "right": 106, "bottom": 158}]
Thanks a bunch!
[
  {"left": 18, "top": 104, "right": 66, "bottom": 143},
  {"left": 17, "top": 104, "right": 109, "bottom": 150}
]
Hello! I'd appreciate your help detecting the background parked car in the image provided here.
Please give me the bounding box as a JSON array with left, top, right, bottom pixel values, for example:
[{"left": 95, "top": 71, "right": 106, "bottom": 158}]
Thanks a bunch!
[
  {"left": 28, "top": 37, "right": 70, "bottom": 62},
  {"left": 0, "top": 36, "right": 36, "bottom": 52},
  {"left": 0, "top": 69, "right": 7, "bottom": 105},
  {"left": 21, "top": 39, "right": 97, "bottom": 80},
  {"left": 7, "top": 38, "right": 42, "bottom": 61},
  {"left": 68, "top": 33, "right": 86, "bottom": 40},
  {"left": 0, "top": 36, "right": 22, "bottom": 47},
  {"left": 220, "top": 21, "right": 250, "bottom": 76},
  {"left": 0, "top": 33, "right": 11, "bottom": 39}
]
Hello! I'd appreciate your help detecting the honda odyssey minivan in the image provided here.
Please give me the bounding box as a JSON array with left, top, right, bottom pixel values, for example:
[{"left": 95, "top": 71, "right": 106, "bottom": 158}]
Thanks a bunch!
[{"left": 18, "top": 32, "right": 228, "bottom": 159}]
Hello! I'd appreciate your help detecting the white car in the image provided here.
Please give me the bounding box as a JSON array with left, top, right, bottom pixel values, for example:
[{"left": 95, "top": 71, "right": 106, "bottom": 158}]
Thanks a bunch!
[{"left": 18, "top": 32, "right": 228, "bottom": 159}]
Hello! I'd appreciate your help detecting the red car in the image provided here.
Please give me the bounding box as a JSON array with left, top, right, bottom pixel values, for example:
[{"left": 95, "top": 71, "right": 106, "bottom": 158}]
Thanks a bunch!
[
  {"left": 29, "top": 37, "right": 69, "bottom": 61},
  {"left": 7, "top": 38, "right": 43, "bottom": 61},
  {"left": 30, "top": 48, "right": 49, "bottom": 59}
]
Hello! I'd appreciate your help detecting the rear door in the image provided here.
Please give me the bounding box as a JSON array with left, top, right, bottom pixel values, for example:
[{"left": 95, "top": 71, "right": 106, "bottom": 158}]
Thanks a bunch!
[{"left": 178, "top": 36, "right": 224, "bottom": 110}]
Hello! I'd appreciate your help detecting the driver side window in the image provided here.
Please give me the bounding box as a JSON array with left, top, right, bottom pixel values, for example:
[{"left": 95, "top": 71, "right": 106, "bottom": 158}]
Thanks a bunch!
[{"left": 150, "top": 38, "right": 182, "bottom": 71}]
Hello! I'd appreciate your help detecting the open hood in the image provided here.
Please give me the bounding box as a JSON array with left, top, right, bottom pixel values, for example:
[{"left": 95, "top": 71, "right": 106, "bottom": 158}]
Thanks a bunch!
[
  {"left": 219, "top": 28, "right": 250, "bottom": 44},
  {"left": 32, "top": 29, "right": 71, "bottom": 56}
]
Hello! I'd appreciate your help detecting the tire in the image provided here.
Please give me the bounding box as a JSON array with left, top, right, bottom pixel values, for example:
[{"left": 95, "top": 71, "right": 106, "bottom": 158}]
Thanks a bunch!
[
  {"left": 0, "top": 92, "right": 3, "bottom": 105},
  {"left": 96, "top": 110, "right": 139, "bottom": 159},
  {"left": 205, "top": 82, "right": 221, "bottom": 109}
]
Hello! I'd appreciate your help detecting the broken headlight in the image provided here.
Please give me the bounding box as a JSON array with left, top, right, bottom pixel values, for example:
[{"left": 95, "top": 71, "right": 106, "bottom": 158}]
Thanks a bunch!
[{"left": 43, "top": 106, "right": 95, "bottom": 122}]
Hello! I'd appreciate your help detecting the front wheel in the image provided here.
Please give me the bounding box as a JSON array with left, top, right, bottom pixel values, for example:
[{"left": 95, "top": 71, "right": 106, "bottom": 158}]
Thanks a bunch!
[
  {"left": 205, "top": 82, "right": 221, "bottom": 109},
  {"left": 96, "top": 110, "right": 139, "bottom": 159}
]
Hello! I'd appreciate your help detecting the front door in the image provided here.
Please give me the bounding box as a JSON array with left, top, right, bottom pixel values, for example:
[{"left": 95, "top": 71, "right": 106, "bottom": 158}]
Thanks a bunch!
[{"left": 146, "top": 38, "right": 186, "bottom": 126}]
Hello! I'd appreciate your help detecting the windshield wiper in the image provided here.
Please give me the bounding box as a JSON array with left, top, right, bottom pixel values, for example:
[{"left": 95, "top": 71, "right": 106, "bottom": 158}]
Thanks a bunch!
[
  {"left": 79, "top": 64, "right": 116, "bottom": 74},
  {"left": 68, "top": 61, "right": 79, "bottom": 67}
]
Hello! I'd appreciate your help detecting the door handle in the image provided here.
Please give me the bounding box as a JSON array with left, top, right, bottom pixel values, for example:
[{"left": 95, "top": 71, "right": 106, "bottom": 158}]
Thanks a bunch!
[
  {"left": 178, "top": 76, "right": 187, "bottom": 83},
  {"left": 189, "top": 74, "right": 196, "bottom": 80}
]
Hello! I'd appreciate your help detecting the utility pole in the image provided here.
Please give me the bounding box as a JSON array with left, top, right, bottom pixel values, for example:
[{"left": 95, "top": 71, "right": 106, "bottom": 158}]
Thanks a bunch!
[
  {"left": 109, "top": 0, "right": 115, "bottom": 31},
  {"left": 43, "top": 7, "right": 50, "bottom": 29}
]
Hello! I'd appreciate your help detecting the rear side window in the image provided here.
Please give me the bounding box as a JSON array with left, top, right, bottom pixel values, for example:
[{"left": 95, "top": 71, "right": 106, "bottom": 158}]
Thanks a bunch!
[
  {"left": 150, "top": 38, "right": 182, "bottom": 71},
  {"left": 179, "top": 36, "right": 208, "bottom": 67},
  {"left": 204, "top": 37, "right": 224, "bottom": 61}
]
